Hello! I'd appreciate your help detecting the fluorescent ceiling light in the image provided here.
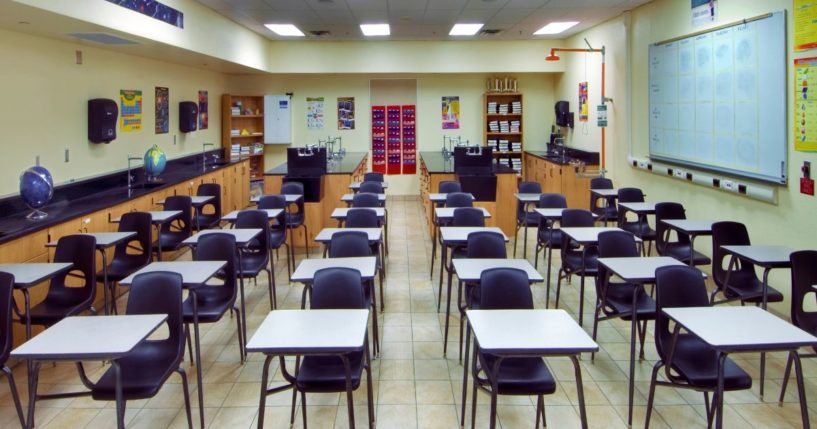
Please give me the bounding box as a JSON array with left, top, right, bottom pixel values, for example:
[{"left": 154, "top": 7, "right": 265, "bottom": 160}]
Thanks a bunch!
[
  {"left": 360, "top": 24, "right": 390, "bottom": 36},
  {"left": 534, "top": 21, "right": 579, "bottom": 35},
  {"left": 449, "top": 23, "right": 483, "bottom": 36},
  {"left": 265, "top": 24, "right": 305, "bottom": 37}
]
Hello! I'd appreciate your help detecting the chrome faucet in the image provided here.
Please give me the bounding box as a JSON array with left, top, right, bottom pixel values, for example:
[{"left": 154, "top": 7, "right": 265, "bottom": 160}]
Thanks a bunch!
[
  {"left": 202, "top": 142, "right": 215, "bottom": 171},
  {"left": 127, "top": 156, "right": 142, "bottom": 197}
]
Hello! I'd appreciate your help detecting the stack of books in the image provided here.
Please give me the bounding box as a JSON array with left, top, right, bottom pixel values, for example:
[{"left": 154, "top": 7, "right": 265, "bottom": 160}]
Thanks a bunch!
[
  {"left": 487, "top": 102, "right": 498, "bottom": 114},
  {"left": 511, "top": 101, "right": 522, "bottom": 114},
  {"left": 499, "top": 140, "right": 509, "bottom": 152},
  {"left": 240, "top": 146, "right": 250, "bottom": 157},
  {"left": 499, "top": 121, "right": 510, "bottom": 133},
  {"left": 498, "top": 104, "right": 509, "bottom": 115},
  {"left": 487, "top": 139, "right": 498, "bottom": 150},
  {"left": 511, "top": 142, "right": 522, "bottom": 152},
  {"left": 511, "top": 158, "right": 522, "bottom": 173},
  {"left": 231, "top": 106, "right": 241, "bottom": 116},
  {"left": 510, "top": 120, "right": 521, "bottom": 133},
  {"left": 231, "top": 144, "right": 241, "bottom": 158},
  {"left": 230, "top": 129, "right": 240, "bottom": 137},
  {"left": 489, "top": 121, "right": 499, "bottom": 132}
]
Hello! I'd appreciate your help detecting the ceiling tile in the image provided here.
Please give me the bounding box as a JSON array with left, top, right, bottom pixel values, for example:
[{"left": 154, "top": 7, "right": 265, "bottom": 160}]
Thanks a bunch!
[
  {"left": 463, "top": 0, "right": 510, "bottom": 10},
  {"left": 422, "top": 9, "right": 460, "bottom": 24},
  {"left": 456, "top": 8, "right": 500, "bottom": 22},
  {"left": 489, "top": 7, "right": 535, "bottom": 25},
  {"left": 387, "top": 0, "right": 428, "bottom": 11},
  {"left": 262, "top": 0, "right": 312, "bottom": 9},
  {"left": 352, "top": 9, "right": 389, "bottom": 21},
  {"left": 315, "top": 9, "right": 357, "bottom": 24},
  {"left": 425, "top": 0, "right": 469, "bottom": 10},
  {"left": 304, "top": 0, "right": 350, "bottom": 10},
  {"left": 388, "top": 9, "right": 425, "bottom": 21},
  {"left": 503, "top": 0, "right": 550, "bottom": 7},
  {"left": 346, "top": 0, "right": 388, "bottom": 9}
]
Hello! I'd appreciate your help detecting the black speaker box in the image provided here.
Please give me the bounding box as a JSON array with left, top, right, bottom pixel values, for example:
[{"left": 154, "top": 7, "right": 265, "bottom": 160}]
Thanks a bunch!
[
  {"left": 555, "top": 100, "right": 569, "bottom": 127},
  {"left": 179, "top": 101, "right": 198, "bottom": 133},
  {"left": 88, "top": 98, "right": 118, "bottom": 143}
]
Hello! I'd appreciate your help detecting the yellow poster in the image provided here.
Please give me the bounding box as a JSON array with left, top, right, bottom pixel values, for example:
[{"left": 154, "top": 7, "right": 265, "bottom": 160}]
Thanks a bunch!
[
  {"left": 795, "top": 0, "right": 817, "bottom": 52},
  {"left": 120, "top": 89, "right": 142, "bottom": 132},
  {"left": 795, "top": 57, "right": 817, "bottom": 151}
]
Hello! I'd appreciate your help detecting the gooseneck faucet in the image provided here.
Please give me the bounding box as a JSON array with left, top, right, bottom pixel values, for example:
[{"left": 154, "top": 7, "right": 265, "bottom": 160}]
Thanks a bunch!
[
  {"left": 202, "top": 142, "right": 215, "bottom": 171},
  {"left": 127, "top": 156, "right": 142, "bottom": 197}
]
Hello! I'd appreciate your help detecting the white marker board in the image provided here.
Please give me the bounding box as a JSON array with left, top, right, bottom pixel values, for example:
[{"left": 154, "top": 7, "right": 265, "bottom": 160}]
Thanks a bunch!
[
  {"left": 648, "top": 11, "right": 786, "bottom": 184},
  {"left": 264, "top": 95, "right": 291, "bottom": 144}
]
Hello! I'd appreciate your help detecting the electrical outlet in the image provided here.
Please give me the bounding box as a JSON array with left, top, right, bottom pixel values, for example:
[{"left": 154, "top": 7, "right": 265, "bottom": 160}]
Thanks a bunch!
[
  {"left": 721, "top": 180, "right": 734, "bottom": 191},
  {"left": 637, "top": 160, "right": 648, "bottom": 169},
  {"left": 674, "top": 169, "right": 686, "bottom": 178}
]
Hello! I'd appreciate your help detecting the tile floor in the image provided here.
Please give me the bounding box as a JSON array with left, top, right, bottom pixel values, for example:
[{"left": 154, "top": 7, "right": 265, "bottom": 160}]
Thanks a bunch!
[{"left": 0, "top": 196, "right": 815, "bottom": 428}]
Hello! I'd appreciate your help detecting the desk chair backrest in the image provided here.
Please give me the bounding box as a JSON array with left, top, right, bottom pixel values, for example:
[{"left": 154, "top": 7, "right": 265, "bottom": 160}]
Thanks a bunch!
[
  {"left": 790, "top": 250, "right": 817, "bottom": 339},
  {"left": 235, "top": 210, "right": 271, "bottom": 254},
  {"left": 654, "top": 265, "right": 709, "bottom": 363},
  {"left": 193, "top": 233, "right": 238, "bottom": 303},
  {"left": 438, "top": 181, "right": 461, "bottom": 194},
  {"left": 466, "top": 231, "right": 507, "bottom": 259},
  {"left": 561, "top": 208, "right": 595, "bottom": 228},
  {"left": 0, "top": 273, "right": 13, "bottom": 364},
  {"left": 597, "top": 230, "right": 639, "bottom": 287},
  {"left": 445, "top": 192, "right": 473, "bottom": 208},
  {"left": 163, "top": 195, "right": 193, "bottom": 236},
  {"left": 711, "top": 221, "right": 754, "bottom": 289},
  {"left": 258, "top": 195, "right": 288, "bottom": 232},
  {"left": 517, "top": 181, "right": 542, "bottom": 221},
  {"left": 345, "top": 208, "right": 379, "bottom": 228},
  {"left": 127, "top": 271, "right": 184, "bottom": 360},
  {"left": 654, "top": 202, "right": 688, "bottom": 254},
  {"left": 589, "top": 177, "right": 615, "bottom": 211},
  {"left": 479, "top": 268, "right": 533, "bottom": 310},
  {"left": 281, "top": 182, "right": 305, "bottom": 222},
  {"left": 538, "top": 193, "right": 567, "bottom": 209},
  {"left": 312, "top": 268, "right": 366, "bottom": 309},
  {"left": 352, "top": 192, "right": 380, "bottom": 208},
  {"left": 359, "top": 181, "right": 384, "bottom": 194},
  {"left": 196, "top": 183, "right": 222, "bottom": 221},
  {"left": 616, "top": 187, "right": 644, "bottom": 228},
  {"left": 363, "top": 172, "right": 384, "bottom": 183},
  {"left": 51, "top": 234, "right": 97, "bottom": 302},
  {"left": 328, "top": 231, "right": 371, "bottom": 258},
  {"left": 113, "top": 211, "right": 152, "bottom": 268},
  {"left": 452, "top": 207, "right": 485, "bottom": 227}
]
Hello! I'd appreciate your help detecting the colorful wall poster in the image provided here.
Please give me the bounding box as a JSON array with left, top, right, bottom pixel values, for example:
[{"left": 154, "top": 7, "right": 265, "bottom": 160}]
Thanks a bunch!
[
  {"left": 105, "top": 0, "right": 184, "bottom": 28},
  {"left": 795, "top": 0, "right": 817, "bottom": 52},
  {"left": 795, "top": 57, "right": 817, "bottom": 152},
  {"left": 338, "top": 97, "right": 355, "bottom": 130},
  {"left": 442, "top": 96, "right": 460, "bottom": 129},
  {"left": 120, "top": 89, "right": 142, "bottom": 132},
  {"left": 691, "top": 0, "right": 717, "bottom": 28},
  {"left": 154, "top": 87, "right": 168, "bottom": 134},
  {"left": 578, "top": 82, "right": 589, "bottom": 122},
  {"left": 306, "top": 97, "right": 324, "bottom": 130},
  {"left": 198, "top": 90, "right": 209, "bottom": 130}
]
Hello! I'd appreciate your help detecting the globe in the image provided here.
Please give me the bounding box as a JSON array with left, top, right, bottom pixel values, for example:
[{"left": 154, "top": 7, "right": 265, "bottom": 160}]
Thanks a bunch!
[
  {"left": 144, "top": 144, "right": 167, "bottom": 180},
  {"left": 19, "top": 165, "right": 53, "bottom": 220}
]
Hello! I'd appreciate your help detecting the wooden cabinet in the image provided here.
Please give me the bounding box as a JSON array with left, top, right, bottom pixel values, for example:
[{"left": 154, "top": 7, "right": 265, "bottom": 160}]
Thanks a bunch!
[
  {"left": 523, "top": 153, "right": 592, "bottom": 209},
  {"left": 484, "top": 92, "right": 523, "bottom": 176},
  {"left": 222, "top": 94, "right": 265, "bottom": 181}
]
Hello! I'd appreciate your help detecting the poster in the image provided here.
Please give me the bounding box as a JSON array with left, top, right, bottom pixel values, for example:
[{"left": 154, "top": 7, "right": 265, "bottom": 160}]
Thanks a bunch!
[
  {"left": 578, "top": 82, "right": 589, "bottom": 122},
  {"left": 198, "top": 90, "right": 208, "bottom": 130},
  {"left": 306, "top": 97, "right": 324, "bottom": 130},
  {"left": 795, "top": 0, "right": 817, "bottom": 52},
  {"left": 105, "top": 0, "right": 184, "bottom": 28},
  {"left": 337, "top": 97, "right": 355, "bottom": 130},
  {"left": 442, "top": 96, "right": 460, "bottom": 129},
  {"left": 795, "top": 57, "right": 817, "bottom": 152},
  {"left": 154, "top": 87, "right": 168, "bottom": 134},
  {"left": 691, "top": 0, "right": 717, "bottom": 28},
  {"left": 120, "top": 89, "right": 142, "bottom": 132}
]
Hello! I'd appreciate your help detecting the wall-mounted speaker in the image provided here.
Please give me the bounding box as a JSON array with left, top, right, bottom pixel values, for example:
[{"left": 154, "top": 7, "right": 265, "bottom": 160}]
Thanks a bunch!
[
  {"left": 88, "top": 98, "right": 118, "bottom": 143},
  {"left": 179, "top": 101, "right": 198, "bottom": 133},
  {"left": 555, "top": 100, "right": 570, "bottom": 127}
]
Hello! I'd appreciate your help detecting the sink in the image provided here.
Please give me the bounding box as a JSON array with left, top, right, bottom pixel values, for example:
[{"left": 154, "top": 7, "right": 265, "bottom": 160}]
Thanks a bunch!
[{"left": 131, "top": 181, "right": 165, "bottom": 189}]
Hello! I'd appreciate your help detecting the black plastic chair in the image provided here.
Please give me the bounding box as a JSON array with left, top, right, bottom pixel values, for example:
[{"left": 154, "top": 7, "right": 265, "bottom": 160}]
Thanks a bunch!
[
  {"left": 327, "top": 231, "right": 380, "bottom": 356},
  {"left": 363, "top": 172, "right": 384, "bottom": 182},
  {"left": 513, "top": 181, "right": 542, "bottom": 257},
  {"left": 282, "top": 181, "right": 309, "bottom": 259},
  {"left": 445, "top": 192, "right": 474, "bottom": 209},
  {"left": 645, "top": 265, "right": 752, "bottom": 428},
  {"left": 344, "top": 209, "right": 385, "bottom": 312},
  {"left": 102, "top": 211, "right": 152, "bottom": 314},
  {"left": 359, "top": 181, "right": 384, "bottom": 194},
  {"left": 283, "top": 267, "right": 374, "bottom": 429},
  {"left": 710, "top": 221, "right": 784, "bottom": 305},
  {"left": 80, "top": 271, "right": 193, "bottom": 429},
  {"left": 590, "top": 177, "right": 618, "bottom": 224},
  {"left": 654, "top": 202, "right": 711, "bottom": 266},
  {"left": 439, "top": 181, "right": 461, "bottom": 194},
  {"left": 235, "top": 210, "right": 276, "bottom": 309},
  {"left": 356, "top": 183, "right": 388, "bottom": 253},
  {"left": 27, "top": 234, "right": 97, "bottom": 328},
  {"left": 195, "top": 183, "right": 222, "bottom": 230},
  {"left": 465, "top": 268, "right": 553, "bottom": 429},
  {"left": 437, "top": 207, "right": 488, "bottom": 311},
  {"left": 779, "top": 250, "right": 817, "bottom": 402},
  {"left": 352, "top": 192, "right": 381, "bottom": 210},
  {"left": 534, "top": 193, "right": 567, "bottom": 307},
  {"left": 430, "top": 190, "right": 473, "bottom": 279},
  {"left": 617, "top": 187, "right": 655, "bottom": 255},
  {"left": 154, "top": 195, "right": 193, "bottom": 261},
  {"left": 554, "top": 209, "right": 597, "bottom": 322},
  {"left": 258, "top": 195, "right": 292, "bottom": 279},
  {"left": 0, "top": 273, "right": 25, "bottom": 428}
]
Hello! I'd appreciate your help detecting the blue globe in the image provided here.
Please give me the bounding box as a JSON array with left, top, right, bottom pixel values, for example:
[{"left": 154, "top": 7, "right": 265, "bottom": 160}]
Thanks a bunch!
[
  {"left": 144, "top": 144, "right": 167, "bottom": 179},
  {"left": 19, "top": 165, "right": 53, "bottom": 220}
]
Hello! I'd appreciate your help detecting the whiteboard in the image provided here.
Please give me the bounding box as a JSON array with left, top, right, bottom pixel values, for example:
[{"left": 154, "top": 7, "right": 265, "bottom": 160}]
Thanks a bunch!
[
  {"left": 648, "top": 11, "right": 787, "bottom": 184},
  {"left": 264, "top": 95, "right": 291, "bottom": 144}
]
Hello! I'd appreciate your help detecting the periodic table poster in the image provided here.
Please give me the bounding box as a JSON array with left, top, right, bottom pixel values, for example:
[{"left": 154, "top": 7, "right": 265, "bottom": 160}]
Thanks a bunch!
[{"left": 120, "top": 89, "right": 142, "bottom": 132}]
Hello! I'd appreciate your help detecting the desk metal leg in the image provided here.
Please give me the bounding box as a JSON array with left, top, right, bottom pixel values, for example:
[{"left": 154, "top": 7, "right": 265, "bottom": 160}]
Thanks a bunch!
[
  {"left": 257, "top": 355, "right": 274, "bottom": 429},
  {"left": 340, "top": 355, "right": 356, "bottom": 429},
  {"left": 688, "top": 234, "right": 697, "bottom": 267},
  {"left": 627, "top": 292, "right": 638, "bottom": 427},
  {"left": 430, "top": 220, "right": 437, "bottom": 279},
  {"left": 715, "top": 353, "right": 726, "bottom": 429},
  {"left": 759, "top": 268, "right": 772, "bottom": 397},
  {"left": 792, "top": 351, "right": 811, "bottom": 429},
  {"left": 237, "top": 252, "right": 248, "bottom": 362},
  {"left": 437, "top": 244, "right": 448, "bottom": 312},
  {"left": 114, "top": 360, "right": 125, "bottom": 429},
  {"left": 460, "top": 322, "right": 471, "bottom": 427},
  {"left": 578, "top": 248, "right": 587, "bottom": 326},
  {"left": 25, "top": 361, "right": 41, "bottom": 429},
  {"left": 191, "top": 293, "right": 205, "bottom": 429},
  {"left": 546, "top": 245, "right": 553, "bottom": 308},
  {"left": 443, "top": 261, "right": 454, "bottom": 356},
  {"left": 100, "top": 249, "right": 111, "bottom": 315},
  {"left": 571, "top": 355, "right": 589, "bottom": 429}
]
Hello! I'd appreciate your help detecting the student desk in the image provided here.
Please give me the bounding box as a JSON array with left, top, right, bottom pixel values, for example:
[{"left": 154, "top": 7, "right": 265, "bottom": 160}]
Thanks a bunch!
[{"left": 513, "top": 192, "right": 542, "bottom": 259}]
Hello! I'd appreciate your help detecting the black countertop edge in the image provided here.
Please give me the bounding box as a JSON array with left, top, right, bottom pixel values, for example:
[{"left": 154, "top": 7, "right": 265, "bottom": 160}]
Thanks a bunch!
[
  {"left": 0, "top": 150, "right": 239, "bottom": 245},
  {"left": 525, "top": 147, "right": 600, "bottom": 166},
  {"left": 265, "top": 152, "right": 369, "bottom": 176},
  {"left": 419, "top": 152, "right": 518, "bottom": 174}
]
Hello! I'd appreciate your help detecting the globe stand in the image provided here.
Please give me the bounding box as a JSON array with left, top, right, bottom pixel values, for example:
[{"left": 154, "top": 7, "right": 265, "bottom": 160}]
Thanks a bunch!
[{"left": 26, "top": 209, "right": 48, "bottom": 221}]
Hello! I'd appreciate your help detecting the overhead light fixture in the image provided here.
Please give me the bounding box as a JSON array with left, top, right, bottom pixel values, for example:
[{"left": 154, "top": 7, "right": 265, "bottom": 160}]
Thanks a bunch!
[
  {"left": 449, "top": 23, "right": 484, "bottom": 36},
  {"left": 360, "top": 23, "right": 390, "bottom": 36},
  {"left": 265, "top": 24, "right": 305, "bottom": 37},
  {"left": 534, "top": 21, "right": 579, "bottom": 35}
]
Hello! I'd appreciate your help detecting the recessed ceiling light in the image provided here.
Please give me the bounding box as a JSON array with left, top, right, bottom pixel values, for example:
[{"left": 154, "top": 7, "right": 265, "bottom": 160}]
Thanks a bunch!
[
  {"left": 360, "top": 24, "right": 390, "bottom": 36},
  {"left": 534, "top": 21, "right": 579, "bottom": 35},
  {"left": 265, "top": 24, "right": 305, "bottom": 37},
  {"left": 449, "top": 23, "right": 484, "bottom": 36}
]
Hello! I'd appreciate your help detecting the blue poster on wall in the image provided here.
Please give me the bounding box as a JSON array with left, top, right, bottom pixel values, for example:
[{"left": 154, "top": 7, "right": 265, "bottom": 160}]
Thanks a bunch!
[{"left": 105, "top": 0, "right": 184, "bottom": 28}]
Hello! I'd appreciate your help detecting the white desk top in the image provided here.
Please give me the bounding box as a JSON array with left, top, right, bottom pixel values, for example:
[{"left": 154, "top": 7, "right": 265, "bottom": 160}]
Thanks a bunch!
[
  {"left": 467, "top": 309, "right": 598, "bottom": 354},
  {"left": 331, "top": 207, "right": 386, "bottom": 218},
  {"left": 661, "top": 219, "right": 717, "bottom": 235},
  {"left": 246, "top": 309, "right": 369, "bottom": 354},
  {"left": 221, "top": 209, "right": 284, "bottom": 221},
  {"left": 0, "top": 263, "right": 73, "bottom": 287},
  {"left": 534, "top": 208, "right": 599, "bottom": 220},
  {"left": 664, "top": 306, "right": 817, "bottom": 352},
  {"left": 590, "top": 189, "right": 618, "bottom": 197},
  {"left": 515, "top": 193, "right": 542, "bottom": 203},
  {"left": 182, "top": 228, "right": 261, "bottom": 246},
  {"left": 158, "top": 195, "right": 213, "bottom": 206},
  {"left": 452, "top": 259, "right": 543, "bottom": 282},
  {"left": 118, "top": 261, "right": 226, "bottom": 286},
  {"left": 349, "top": 181, "right": 389, "bottom": 189},
  {"left": 561, "top": 227, "right": 641, "bottom": 245},
  {"left": 439, "top": 227, "right": 507, "bottom": 244},
  {"left": 428, "top": 193, "right": 474, "bottom": 203},
  {"left": 721, "top": 245, "right": 794, "bottom": 267},
  {"left": 291, "top": 257, "right": 377, "bottom": 282},
  {"left": 112, "top": 210, "right": 181, "bottom": 224},
  {"left": 315, "top": 228, "right": 382, "bottom": 243},
  {"left": 250, "top": 194, "right": 303, "bottom": 204},
  {"left": 617, "top": 202, "right": 658, "bottom": 214},
  {"left": 11, "top": 315, "right": 166, "bottom": 360},
  {"left": 341, "top": 193, "right": 386, "bottom": 202},
  {"left": 598, "top": 256, "right": 687, "bottom": 283},
  {"left": 46, "top": 232, "right": 136, "bottom": 248},
  {"left": 434, "top": 207, "right": 491, "bottom": 219}
]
